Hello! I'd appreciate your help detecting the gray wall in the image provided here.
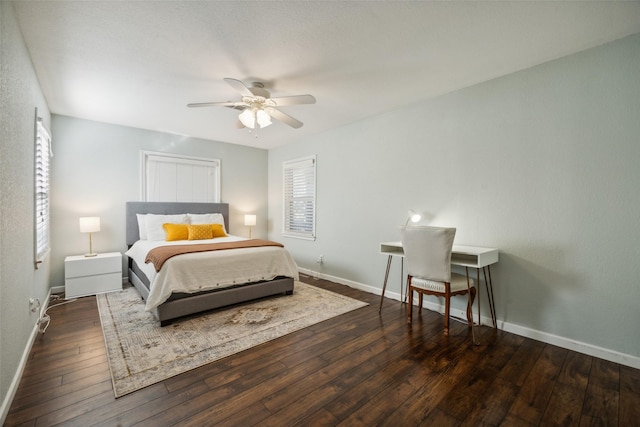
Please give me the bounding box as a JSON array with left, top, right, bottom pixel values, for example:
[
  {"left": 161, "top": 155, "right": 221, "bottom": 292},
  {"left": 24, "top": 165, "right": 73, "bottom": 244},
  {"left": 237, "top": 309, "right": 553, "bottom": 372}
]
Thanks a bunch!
[
  {"left": 268, "top": 34, "right": 640, "bottom": 362},
  {"left": 49, "top": 115, "right": 269, "bottom": 288},
  {"left": 0, "top": 2, "right": 52, "bottom": 418}
]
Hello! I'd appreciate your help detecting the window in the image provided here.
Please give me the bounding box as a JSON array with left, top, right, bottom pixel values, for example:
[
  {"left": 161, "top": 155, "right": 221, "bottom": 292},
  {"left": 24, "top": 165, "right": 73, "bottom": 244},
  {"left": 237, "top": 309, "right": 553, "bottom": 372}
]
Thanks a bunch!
[
  {"left": 141, "top": 151, "right": 220, "bottom": 202},
  {"left": 283, "top": 155, "right": 316, "bottom": 240},
  {"left": 35, "top": 115, "right": 52, "bottom": 267}
]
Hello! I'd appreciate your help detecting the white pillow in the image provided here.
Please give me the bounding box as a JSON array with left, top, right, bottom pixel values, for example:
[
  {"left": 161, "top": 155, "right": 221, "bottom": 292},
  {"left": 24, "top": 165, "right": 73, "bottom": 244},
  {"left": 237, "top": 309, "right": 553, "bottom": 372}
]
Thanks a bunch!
[
  {"left": 188, "top": 213, "right": 227, "bottom": 233},
  {"left": 136, "top": 214, "right": 148, "bottom": 240},
  {"left": 145, "top": 214, "right": 189, "bottom": 241}
]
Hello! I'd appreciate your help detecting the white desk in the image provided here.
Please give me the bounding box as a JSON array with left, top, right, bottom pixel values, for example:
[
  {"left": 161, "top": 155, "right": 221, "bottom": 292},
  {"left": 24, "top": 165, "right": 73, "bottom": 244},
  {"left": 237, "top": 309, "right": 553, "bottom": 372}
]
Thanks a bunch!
[{"left": 379, "top": 242, "right": 499, "bottom": 327}]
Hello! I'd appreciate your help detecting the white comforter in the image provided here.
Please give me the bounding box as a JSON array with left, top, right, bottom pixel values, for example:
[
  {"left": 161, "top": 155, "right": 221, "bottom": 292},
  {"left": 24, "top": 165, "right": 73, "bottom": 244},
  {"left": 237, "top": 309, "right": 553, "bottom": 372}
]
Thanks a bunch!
[{"left": 125, "top": 235, "right": 299, "bottom": 311}]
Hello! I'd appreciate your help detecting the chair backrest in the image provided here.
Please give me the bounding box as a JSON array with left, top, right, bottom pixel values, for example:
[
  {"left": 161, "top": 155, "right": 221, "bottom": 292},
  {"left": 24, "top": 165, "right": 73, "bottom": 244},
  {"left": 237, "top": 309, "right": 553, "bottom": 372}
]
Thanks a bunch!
[{"left": 401, "top": 226, "right": 456, "bottom": 282}]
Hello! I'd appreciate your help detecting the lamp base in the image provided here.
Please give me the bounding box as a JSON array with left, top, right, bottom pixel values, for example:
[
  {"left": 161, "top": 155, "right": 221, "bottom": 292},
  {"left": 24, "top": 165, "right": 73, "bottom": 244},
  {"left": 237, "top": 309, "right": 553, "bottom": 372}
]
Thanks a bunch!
[{"left": 84, "top": 253, "right": 98, "bottom": 258}]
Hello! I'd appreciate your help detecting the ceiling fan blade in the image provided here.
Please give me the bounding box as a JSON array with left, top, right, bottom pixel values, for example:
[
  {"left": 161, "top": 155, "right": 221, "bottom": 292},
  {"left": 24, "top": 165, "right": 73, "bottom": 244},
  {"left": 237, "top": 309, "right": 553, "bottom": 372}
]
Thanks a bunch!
[
  {"left": 223, "top": 78, "right": 254, "bottom": 98},
  {"left": 225, "top": 104, "right": 248, "bottom": 111},
  {"left": 269, "top": 94, "right": 316, "bottom": 106},
  {"left": 187, "top": 101, "right": 243, "bottom": 108},
  {"left": 266, "top": 108, "right": 304, "bottom": 129}
]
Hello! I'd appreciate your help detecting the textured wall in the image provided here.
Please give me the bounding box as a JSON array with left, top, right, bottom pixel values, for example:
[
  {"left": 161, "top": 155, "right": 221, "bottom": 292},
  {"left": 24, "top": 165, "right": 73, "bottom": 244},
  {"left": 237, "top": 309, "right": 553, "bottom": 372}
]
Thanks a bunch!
[
  {"left": 0, "top": 2, "right": 51, "bottom": 418},
  {"left": 268, "top": 34, "right": 640, "bottom": 362},
  {"left": 49, "top": 115, "right": 268, "bottom": 288}
]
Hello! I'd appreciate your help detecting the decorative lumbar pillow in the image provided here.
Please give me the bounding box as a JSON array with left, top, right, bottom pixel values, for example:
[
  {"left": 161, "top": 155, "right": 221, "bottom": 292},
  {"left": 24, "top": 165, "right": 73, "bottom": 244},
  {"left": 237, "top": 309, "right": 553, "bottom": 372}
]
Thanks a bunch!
[
  {"left": 145, "top": 214, "right": 188, "bottom": 240},
  {"left": 211, "top": 223, "right": 227, "bottom": 238},
  {"left": 163, "top": 223, "right": 188, "bottom": 241},
  {"left": 187, "top": 224, "right": 214, "bottom": 240},
  {"left": 188, "top": 213, "right": 227, "bottom": 234}
]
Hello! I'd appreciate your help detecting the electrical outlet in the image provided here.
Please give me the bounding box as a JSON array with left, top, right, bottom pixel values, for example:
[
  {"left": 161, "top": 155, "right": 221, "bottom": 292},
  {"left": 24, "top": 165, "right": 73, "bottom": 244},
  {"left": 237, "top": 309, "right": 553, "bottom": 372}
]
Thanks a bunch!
[
  {"left": 29, "top": 298, "right": 40, "bottom": 313},
  {"left": 317, "top": 254, "right": 324, "bottom": 264}
]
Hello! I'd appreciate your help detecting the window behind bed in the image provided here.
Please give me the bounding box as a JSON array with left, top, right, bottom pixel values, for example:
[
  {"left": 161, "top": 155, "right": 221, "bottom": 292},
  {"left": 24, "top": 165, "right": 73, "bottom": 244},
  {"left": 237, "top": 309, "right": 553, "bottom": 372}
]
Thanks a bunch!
[{"left": 141, "top": 151, "right": 221, "bottom": 202}]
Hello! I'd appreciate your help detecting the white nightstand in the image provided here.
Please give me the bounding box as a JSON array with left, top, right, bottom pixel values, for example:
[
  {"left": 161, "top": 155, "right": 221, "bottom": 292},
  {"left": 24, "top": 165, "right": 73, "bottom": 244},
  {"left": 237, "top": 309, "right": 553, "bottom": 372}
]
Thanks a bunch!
[{"left": 65, "top": 252, "right": 122, "bottom": 299}]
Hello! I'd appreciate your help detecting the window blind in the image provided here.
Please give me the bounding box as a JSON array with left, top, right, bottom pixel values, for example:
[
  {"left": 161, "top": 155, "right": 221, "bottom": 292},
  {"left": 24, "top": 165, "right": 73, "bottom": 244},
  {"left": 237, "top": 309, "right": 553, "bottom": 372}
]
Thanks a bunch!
[
  {"left": 283, "top": 156, "right": 316, "bottom": 240},
  {"left": 142, "top": 151, "right": 220, "bottom": 202},
  {"left": 35, "top": 117, "right": 52, "bottom": 266}
]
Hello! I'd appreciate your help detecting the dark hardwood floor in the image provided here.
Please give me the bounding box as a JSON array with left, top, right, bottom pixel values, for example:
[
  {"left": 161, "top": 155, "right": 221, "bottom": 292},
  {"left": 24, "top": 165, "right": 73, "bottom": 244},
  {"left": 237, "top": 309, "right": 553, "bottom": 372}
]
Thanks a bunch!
[{"left": 5, "top": 275, "right": 640, "bottom": 426}]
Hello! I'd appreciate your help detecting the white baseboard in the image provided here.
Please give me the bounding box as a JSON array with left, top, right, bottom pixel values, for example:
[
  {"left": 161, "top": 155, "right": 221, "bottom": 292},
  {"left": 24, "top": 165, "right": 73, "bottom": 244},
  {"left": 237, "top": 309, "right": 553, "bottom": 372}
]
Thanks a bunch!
[
  {"left": 500, "top": 322, "right": 640, "bottom": 370},
  {"left": 51, "top": 285, "right": 65, "bottom": 294},
  {"left": 298, "top": 268, "right": 640, "bottom": 370},
  {"left": 1, "top": 288, "right": 52, "bottom": 425}
]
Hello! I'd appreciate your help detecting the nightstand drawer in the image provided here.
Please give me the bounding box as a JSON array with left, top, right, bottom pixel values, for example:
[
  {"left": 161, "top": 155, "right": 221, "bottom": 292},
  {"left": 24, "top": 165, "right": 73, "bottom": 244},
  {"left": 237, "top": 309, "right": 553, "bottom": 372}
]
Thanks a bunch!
[
  {"left": 66, "top": 272, "right": 122, "bottom": 298},
  {"left": 65, "top": 252, "right": 121, "bottom": 278},
  {"left": 65, "top": 252, "right": 122, "bottom": 299}
]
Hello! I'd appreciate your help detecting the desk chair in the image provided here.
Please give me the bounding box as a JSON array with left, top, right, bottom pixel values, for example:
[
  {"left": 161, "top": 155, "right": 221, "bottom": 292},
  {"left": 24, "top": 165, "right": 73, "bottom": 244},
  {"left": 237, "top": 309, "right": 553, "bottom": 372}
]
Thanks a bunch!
[{"left": 401, "top": 226, "right": 477, "bottom": 340}]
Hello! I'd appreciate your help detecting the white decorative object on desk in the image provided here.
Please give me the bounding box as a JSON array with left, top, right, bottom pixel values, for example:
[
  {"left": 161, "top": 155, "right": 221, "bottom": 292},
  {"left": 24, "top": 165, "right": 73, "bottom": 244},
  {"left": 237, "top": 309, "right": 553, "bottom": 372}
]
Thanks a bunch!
[
  {"left": 65, "top": 252, "right": 122, "bottom": 299},
  {"left": 405, "top": 209, "right": 422, "bottom": 226}
]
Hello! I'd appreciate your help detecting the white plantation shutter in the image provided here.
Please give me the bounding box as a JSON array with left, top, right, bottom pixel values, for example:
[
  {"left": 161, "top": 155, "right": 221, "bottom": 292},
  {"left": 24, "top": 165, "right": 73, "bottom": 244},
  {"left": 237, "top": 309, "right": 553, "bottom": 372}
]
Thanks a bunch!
[
  {"left": 35, "top": 116, "right": 52, "bottom": 266},
  {"left": 283, "top": 156, "right": 316, "bottom": 240},
  {"left": 142, "top": 151, "right": 220, "bottom": 202}
]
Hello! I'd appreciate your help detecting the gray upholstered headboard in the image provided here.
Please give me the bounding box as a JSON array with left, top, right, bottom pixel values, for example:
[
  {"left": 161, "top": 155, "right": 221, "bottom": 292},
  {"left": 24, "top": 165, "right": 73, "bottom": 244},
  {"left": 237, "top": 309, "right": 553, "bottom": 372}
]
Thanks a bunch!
[{"left": 126, "top": 201, "right": 230, "bottom": 246}]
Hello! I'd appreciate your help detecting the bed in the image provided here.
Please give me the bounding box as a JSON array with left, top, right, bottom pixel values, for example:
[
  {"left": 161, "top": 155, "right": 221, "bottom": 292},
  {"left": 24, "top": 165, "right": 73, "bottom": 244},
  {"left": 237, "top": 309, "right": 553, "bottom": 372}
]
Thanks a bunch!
[{"left": 125, "top": 201, "right": 298, "bottom": 326}]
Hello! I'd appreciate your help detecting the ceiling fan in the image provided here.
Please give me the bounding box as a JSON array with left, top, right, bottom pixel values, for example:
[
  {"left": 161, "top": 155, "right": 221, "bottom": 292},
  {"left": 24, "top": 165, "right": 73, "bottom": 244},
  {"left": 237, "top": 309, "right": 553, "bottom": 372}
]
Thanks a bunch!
[{"left": 187, "top": 78, "right": 316, "bottom": 132}]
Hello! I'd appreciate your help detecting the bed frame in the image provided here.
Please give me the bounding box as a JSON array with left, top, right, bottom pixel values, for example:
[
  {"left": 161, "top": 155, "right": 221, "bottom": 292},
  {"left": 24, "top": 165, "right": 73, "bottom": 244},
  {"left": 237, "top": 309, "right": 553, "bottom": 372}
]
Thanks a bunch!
[{"left": 125, "top": 201, "right": 294, "bottom": 326}]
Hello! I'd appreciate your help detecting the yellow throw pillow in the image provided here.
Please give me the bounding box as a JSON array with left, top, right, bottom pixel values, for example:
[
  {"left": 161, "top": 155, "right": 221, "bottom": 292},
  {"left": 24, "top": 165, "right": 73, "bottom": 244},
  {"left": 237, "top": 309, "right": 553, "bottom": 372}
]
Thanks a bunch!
[
  {"left": 211, "top": 223, "right": 227, "bottom": 238},
  {"left": 187, "top": 224, "right": 214, "bottom": 240},
  {"left": 163, "top": 223, "right": 188, "bottom": 241}
]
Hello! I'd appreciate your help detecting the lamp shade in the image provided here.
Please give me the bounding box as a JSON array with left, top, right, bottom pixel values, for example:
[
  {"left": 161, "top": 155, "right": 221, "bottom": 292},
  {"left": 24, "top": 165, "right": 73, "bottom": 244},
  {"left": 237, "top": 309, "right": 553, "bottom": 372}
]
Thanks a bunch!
[
  {"left": 239, "top": 109, "right": 272, "bottom": 129},
  {"left": 244, "top": 214, "right": 257, "bottom": 226},
  {"left": 256, "top": 110, "right": 272, "bottom": 128},
  {"left": 79, "top": 217, "right": 101, "bottom": 233},
  {"left": 239, "top": 109, "right": 255, "bottom": 128}
]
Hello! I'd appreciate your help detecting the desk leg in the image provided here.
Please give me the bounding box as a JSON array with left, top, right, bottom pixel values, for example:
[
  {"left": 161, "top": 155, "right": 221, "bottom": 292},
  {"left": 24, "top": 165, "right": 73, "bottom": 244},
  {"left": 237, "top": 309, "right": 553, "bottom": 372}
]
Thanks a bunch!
[
  {"left": 378, "top": 255, "right": 393, "bottom": 312},
  {"left": 483, "top": 266, "right": 497, "bottom": 328},
  {"left": 477, "top": 267, "right": 481, "bottom": 328}
]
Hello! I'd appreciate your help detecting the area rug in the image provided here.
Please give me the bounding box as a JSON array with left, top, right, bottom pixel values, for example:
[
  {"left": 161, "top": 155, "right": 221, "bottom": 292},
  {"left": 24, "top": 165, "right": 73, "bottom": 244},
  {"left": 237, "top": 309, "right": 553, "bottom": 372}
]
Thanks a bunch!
[{"left": 97, "top": 282, "right": 368, "bottom": 397}]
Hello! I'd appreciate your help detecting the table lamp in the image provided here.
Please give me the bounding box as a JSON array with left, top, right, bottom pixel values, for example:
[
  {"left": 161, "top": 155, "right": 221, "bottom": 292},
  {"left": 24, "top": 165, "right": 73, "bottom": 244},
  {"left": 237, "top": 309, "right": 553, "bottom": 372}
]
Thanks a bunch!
[
  {"left": 79, "top": 217, "right": 100, "bottom": 257},
  {"left": 244, "top": 214, "right": 256, "bottom": 239}
]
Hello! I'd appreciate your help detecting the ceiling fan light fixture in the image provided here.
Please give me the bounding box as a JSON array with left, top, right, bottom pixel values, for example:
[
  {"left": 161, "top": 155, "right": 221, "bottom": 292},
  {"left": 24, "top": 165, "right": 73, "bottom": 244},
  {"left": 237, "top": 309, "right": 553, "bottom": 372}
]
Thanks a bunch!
[
  {"left": 238, "top": 108, "right": 256, "bottom": 128},
  {"left": 188, "top": 78, "right": 315, "bottom": 131},
  {"left": 239, "top": 108, "right": 272, "bottom": 129},
  {"left": 256, "top": 109, "right": 272, "bottom": 128}
]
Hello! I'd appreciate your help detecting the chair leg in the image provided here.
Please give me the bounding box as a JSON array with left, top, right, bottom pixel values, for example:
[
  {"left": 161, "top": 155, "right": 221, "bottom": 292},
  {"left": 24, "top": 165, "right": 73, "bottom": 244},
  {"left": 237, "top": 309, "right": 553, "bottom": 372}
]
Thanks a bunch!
[
  {"left": 407, "top": 285, "right": 413, "bottom": 324},
  {"left": 465, "top": 267, "right": 479, "bottom": 346},
  {"left": 444, "top": 294, "right": 450, "bottom": 336},
  {"left": 418, "top": 293, "right": 423, "bottom": 314}
]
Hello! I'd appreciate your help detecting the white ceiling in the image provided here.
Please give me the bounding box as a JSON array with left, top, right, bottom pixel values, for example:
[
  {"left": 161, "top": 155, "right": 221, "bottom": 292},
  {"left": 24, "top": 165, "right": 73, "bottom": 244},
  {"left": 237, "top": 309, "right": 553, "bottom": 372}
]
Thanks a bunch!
[{"left": 13, "top": 1, "right": 640, "bottom": 150}]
